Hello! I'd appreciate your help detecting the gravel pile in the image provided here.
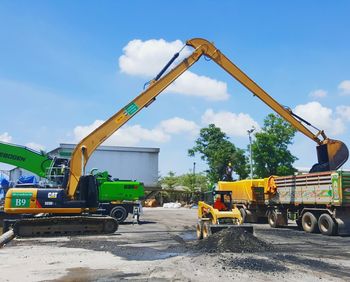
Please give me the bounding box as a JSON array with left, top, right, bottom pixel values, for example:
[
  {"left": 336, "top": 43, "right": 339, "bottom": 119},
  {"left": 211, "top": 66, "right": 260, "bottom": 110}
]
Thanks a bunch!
[
  {"left": 220, "top": 256, "right": 288, "bottom": 272},
  {"left": 194, "top": 227, "right": 275, "bottom": 253}
]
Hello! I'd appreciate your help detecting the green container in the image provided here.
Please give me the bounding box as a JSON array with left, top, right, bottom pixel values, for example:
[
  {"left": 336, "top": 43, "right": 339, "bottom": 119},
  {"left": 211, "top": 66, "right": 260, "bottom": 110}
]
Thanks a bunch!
[{"left": 98, "top": 181, "right": 145, "bottom": 201}]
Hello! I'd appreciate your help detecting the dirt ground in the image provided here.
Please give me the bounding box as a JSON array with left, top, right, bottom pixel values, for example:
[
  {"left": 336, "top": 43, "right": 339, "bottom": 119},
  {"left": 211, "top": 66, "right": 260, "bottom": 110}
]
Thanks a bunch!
[{"left": 1, "top": 207, "right": 350, "bottom": 281}]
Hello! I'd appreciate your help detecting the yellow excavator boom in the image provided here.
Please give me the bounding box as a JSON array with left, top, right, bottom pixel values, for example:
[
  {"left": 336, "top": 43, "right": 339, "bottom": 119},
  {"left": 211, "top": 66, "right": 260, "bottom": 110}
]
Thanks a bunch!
[{"left": 66, "top": 38, "right": 349, "bottom": 198}]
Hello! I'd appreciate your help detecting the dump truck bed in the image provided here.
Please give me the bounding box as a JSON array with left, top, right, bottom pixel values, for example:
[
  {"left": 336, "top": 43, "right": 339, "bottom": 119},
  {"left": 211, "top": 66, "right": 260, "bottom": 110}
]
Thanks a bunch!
[{"left": 271, "top": 171, "right": 350, "bottom": 206}]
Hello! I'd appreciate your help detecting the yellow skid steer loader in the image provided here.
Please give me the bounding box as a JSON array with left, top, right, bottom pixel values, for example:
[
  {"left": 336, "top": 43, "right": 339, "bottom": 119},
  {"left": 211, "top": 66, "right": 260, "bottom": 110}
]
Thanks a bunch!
[{"left": 197, "top": 191, "right": 253, "bottom": 239}]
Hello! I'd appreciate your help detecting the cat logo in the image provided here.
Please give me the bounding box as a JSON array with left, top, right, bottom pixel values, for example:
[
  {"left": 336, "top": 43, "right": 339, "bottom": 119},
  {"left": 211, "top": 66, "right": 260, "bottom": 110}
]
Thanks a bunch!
[{"left": 48, "top": 192, "right": 58, "bottom": 199}]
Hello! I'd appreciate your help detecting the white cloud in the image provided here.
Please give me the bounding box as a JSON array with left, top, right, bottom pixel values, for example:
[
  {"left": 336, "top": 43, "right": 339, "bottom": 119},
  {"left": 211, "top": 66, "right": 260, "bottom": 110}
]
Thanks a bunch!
[
  {"left": 309, "top": 89, "right": 327, "bottom": 99},
  {"left": 338, "top": 80, "right": 350, "bottom": 96},
  {"left": 294, "top": 102, "right": 345, "bottom": 135},
  {"left": 166, "top": 72, "right": 230, "bottom": 101},
  {"left": 73, "top": 119, "right": 167, "bottom": 146},
  {"left": 201, "top": 109, "right": 260, "bottom": 137},
  {"left": 336, "top": 105, "right": 350, "bottom": 121},
  {"left": 73, "top": 119, "right": 104, "bottom": 142},
  {"left": 119, "top": 39, "right": 191, "bottom": 77},
  {"left": 159, "top": 117, "right": 199, "bottom": 135},
  {"left": 110, "top": 125, "right": 170, "bottom": 146},
  {"left": 72, "top": 117, "right": 199, "bottom": 147},
  {"left": 25, "top": 142, "right": 46, "bottom": 152},
  {"left": 118, "top": 38, "right": 230, "bottom": 101},
  {"left": 0, "top": 132, "right": 12, "bottom": 143}
]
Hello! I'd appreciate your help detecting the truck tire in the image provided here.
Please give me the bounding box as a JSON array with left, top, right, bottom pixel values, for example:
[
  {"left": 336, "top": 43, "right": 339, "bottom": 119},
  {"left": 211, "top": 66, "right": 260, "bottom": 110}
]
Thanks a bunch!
[
  {"left": 202, "top": 222, "right": 212, "bottom": 239},
  {"left": 302, "top": 212, "right": 319, "bottom": 233},
  {"left": 268, "top": 210, "right": 278, "bottom": 228},
  {"left": 196, "top": 221, "right": 203, "bottom": 240},
  {"left": 110, "top": 206, "right": 128, "bottom": 223},
  {"left": 318, "top": 213, "right": 337, "bottom": 236},
  {"left": 239, "top": 208, "right": 247, "bottom": 223}
]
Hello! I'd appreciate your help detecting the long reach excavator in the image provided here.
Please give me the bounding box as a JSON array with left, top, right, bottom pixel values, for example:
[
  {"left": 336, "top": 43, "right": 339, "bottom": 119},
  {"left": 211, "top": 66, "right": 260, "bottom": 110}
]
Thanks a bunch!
[{"left": 4, "top": 38, "right": 348, "bottom": 236}]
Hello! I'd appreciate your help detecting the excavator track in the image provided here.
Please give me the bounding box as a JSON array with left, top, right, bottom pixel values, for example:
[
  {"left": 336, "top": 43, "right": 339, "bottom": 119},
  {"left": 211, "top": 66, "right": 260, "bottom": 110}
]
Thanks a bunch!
[{"left": 12, "top": 216, "right": 118, "bottom": 237}]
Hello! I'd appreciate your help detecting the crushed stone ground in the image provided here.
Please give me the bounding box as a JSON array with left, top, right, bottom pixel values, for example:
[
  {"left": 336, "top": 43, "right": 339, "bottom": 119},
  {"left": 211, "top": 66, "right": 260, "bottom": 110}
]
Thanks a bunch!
[{"left": 192, "top": 227, "right": 276, "bottom": 253}]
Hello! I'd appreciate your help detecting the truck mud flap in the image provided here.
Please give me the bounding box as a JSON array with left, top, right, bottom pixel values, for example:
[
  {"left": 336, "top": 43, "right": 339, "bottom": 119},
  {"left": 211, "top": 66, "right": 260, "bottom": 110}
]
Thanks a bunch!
[{"left": 335, "top": 210, "right": 350, "bottom": 236}]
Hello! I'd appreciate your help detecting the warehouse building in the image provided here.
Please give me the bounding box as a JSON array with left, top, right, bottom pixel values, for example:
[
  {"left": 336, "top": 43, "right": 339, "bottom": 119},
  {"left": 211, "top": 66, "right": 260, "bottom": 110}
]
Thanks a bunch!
[{"left": 9, "top": 143, "right": 160, "bottom": 187}]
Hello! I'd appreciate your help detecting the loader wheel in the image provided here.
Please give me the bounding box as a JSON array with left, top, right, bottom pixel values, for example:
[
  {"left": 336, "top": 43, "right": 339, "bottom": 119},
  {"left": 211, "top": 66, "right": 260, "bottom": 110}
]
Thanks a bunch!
[
  {"left": 302, "top": 212, "right": 319, "bottom": 233},
  {"left": 202, "top": 222, "right": 212, "bottom": 239},
  {"left": 196, "top": 222, "right": 203, "bottom": 240},
  {"left": 110, "top": 206, "right": 128, "bottom": 223},
  {"left": 239, "top": 208, "right": 247, "bottom": 223},
  {"left": 318, "top": 213, "right": 337, "bottom": 236},
  {"left": 268, "top": 210, "right": 278, "bottom": 228}
]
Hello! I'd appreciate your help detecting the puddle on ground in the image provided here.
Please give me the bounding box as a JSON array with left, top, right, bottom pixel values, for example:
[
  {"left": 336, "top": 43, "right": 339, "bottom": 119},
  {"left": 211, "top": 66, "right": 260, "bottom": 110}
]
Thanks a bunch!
[
  {"left": 180, "top": 231, "right": 196, "bottom": 241},
  {"left": 51, "top": 267, "right": 142, "bottom": 282}
]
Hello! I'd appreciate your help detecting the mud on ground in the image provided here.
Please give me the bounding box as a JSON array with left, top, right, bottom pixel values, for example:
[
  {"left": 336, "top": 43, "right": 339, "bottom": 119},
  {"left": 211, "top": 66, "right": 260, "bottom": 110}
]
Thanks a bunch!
[{"left": 1, "top": 208, "right": 350, "bottom": 281}]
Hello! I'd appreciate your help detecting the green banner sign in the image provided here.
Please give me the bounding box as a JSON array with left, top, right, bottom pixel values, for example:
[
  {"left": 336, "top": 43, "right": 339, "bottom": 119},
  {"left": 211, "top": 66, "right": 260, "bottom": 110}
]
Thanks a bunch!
[
  {"left": 11, "top": 192, "right": 33, "bottom": 208},
  {"left": 125, "top": 102, "right": 139, "bottom": 116}
]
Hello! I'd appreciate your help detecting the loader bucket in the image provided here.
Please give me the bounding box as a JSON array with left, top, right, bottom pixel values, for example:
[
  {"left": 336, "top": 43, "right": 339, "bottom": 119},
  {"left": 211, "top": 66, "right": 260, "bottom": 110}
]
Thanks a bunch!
[
  {"left": 310, "top": 139, "right": 349, "bottom": 173},
  {"left": 210, "top": 224, "right": 254, "bottom": 235}
]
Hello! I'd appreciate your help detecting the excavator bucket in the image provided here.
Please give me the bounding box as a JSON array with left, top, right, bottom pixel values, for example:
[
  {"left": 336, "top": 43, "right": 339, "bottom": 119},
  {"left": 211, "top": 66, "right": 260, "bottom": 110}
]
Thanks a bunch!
[
  {"left": 310, "top": 139, "right": 349, "bottom": 173},
  {"left": 209, "top": 224, "right": 254, "bottom": 236}
]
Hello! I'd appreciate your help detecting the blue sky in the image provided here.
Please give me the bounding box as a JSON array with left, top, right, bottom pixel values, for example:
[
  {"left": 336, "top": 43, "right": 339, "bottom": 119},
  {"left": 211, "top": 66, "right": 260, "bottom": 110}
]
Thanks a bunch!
[{"left": 0, "top": 0, "right": 349, "bottom": 177}]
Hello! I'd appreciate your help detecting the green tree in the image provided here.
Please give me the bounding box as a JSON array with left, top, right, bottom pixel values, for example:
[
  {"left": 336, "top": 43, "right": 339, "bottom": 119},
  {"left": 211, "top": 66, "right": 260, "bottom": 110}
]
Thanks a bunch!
[
  {"left": 159, "top": 171, "right": 181, "bottom": 202},
  {"left": 251, "top": 113, "right": 298, "bottom": 177},
  {"left": 159, "top": 171, "right": 179, "bottom": 189},
  {"left": 178, "top": 172, "right": 211, "bottom": 192},
  {"left": 188, "top": 124, "right": 249, "bottom": 183}
]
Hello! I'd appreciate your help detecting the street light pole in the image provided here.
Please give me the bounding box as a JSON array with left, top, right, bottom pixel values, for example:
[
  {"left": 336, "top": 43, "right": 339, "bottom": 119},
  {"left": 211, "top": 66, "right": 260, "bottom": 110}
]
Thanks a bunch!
[
  {"left": 192, "top": 162, "right": 196, "bottom": 190},
  {"left": 247, "top": 127, "right": 255, "bottom": 179}
]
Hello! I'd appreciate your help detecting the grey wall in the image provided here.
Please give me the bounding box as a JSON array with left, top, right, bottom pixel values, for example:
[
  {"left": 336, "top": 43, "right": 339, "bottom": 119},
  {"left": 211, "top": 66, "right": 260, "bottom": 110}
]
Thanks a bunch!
[
  {"left": 8, "top": 145, "right": 160, "bottom": 187},
  {"left": 53, "top": 144, "right": 159, "bottom": 187},
  {"left": 85, "top": 147, "right": 159, "bottom": 187}
]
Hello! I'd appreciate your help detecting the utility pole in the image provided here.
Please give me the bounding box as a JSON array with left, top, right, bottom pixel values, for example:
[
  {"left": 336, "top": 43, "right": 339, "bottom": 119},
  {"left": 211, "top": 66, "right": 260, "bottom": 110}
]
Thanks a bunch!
[
  {"left": 192, "top": 162, "right": 196, "bottom": 190},
  {"left": 247, "top": 127, "right": 255, "bottom": 179}
]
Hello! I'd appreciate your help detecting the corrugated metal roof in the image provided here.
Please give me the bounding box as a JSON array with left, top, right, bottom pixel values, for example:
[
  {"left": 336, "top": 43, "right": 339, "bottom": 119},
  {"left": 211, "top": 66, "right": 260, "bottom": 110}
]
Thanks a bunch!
[{"left": 49, "top": 143, "right": 160, "bottom": 156}]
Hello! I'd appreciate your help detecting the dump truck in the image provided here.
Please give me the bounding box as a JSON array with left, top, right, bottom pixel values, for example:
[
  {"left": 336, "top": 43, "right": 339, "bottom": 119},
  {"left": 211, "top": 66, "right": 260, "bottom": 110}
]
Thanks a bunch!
[
  {"left": 196, "top": 190, "right": 253, "bottom": 239},
  {"left": 217, "top": 170, "right": 350, "bottom": 236}
]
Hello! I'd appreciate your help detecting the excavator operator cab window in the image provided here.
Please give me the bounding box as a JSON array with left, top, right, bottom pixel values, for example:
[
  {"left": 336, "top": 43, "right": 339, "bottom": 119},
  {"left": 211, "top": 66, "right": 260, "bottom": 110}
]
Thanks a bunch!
[
  {"left": 203, "top": 191, "right": 214, "bottom": 205},
  {"left": 212, "top": 192, "right": 232, "bottom": 211},
  {"left": 213, "top": 193, "right": 230, "bottom": 211}
]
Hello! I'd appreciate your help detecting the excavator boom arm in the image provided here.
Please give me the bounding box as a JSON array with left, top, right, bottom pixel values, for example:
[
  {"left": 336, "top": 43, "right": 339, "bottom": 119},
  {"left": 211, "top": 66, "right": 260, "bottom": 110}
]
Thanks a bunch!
[
  {"left": 67, "top": 44, "right": 205, "bottom": 197},
  {"left": 0, "top": 141, "right": 54, "bottom": 178},
  {"left": 67, "top": 38, "right": 349, "bottom": 197},
  {"left": 186, "top": 39, "right": 322, "bottom": 143}
]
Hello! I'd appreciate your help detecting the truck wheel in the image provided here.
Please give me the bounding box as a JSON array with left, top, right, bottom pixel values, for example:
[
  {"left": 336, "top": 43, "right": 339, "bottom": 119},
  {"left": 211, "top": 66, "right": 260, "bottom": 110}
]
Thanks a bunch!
[
  {"left": 318, "top": 213, "right": 337, "bottom": 236},
  {"left": 239, "top": 208, "right": 247, "bottom": 223},
  {"left": 302, "top": 212, "right": 319, "bottom": 233},
  {"left": 196, "top": 221, "right": 203, "bottom": 240},
  {"left": 110, "top": 206, "right": 128, "bottom": 223},
  {"left": 268, "top": 210, "right": 278, "bottom": 228},
  {"left": 202, "top": 222, "right": 212, "bottom": 239}
]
